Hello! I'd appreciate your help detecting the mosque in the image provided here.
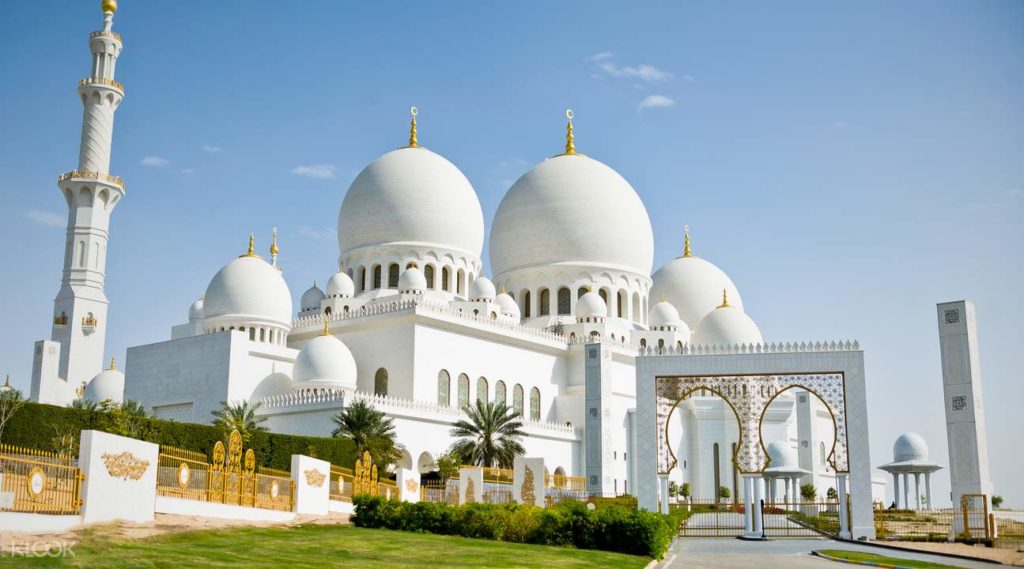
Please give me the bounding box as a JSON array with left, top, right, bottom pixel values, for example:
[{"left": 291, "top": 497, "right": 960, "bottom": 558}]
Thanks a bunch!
[{"left": 29, "top": 2, "right": 887, "bottom": 504}]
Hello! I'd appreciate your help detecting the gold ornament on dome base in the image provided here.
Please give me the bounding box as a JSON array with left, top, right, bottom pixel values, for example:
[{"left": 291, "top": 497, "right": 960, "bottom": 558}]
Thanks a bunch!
[
  {"left": 102, "top": 451, "right": 150, "bottom": 480},
  {"left": 304, "top": 468, "right": 326, "bottom": 488}
]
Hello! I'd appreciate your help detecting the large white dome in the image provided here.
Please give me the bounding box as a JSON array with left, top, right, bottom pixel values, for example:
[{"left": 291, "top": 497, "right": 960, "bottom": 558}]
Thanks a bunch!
[
  {"left": 337, "top": 147, "right": 484, "bottom": 258},
  {"left": 766, "top": 441, "right": 797, "bottom": 468},
  {"left": 650, "top": 255, "right": 743, "bottom": 331},
  {"left": 292, "top": 334, "right": 358, "bottom": 390},
  {"left": 489, "top": 154, "right": 654, "bottom": 277},
  {"left": 203, "top": 254, "right": 293, "bottom": 330},
  {"left": 692, "top": 303, "right": 763, "bottom": 346},
  {"left": 84, "top": 361, "right": 124, "bottom": 404},
  {"left": 893, "top": 432, "right": 929, "bottom": 462}
]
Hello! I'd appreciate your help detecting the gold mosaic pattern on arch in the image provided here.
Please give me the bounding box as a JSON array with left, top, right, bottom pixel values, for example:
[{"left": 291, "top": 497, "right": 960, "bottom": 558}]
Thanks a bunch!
[{"left": 655, "top": 373, "right": 850, "bottom": 474}]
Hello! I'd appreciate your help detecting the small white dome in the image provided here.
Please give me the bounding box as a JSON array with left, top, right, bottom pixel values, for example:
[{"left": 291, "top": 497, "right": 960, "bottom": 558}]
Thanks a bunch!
[
  {"left": 338, "top": 147, "right": 485, "bottom": 258},
  {"left": 292, "top": 334, "right": 358, "bottom": 390},
  {"left": 326, "top": 271, "right": 355, "bottom": 298},
  {"left": 692, "top": 304, "right": 763, "bottom": 346},
  {"left": 84, "top": 364, "right": 124, "bottom": 404},
  {"left": 250, "top": 372, "right": 293, "bottom": 400},
  {"left": 893, "top": 432, "right": 929, "bottom": 462},
  {"left": 490, "top": 154, "right": 654, "bottom": 277},
  {"left": 469, "top": 276, "right": 496, "bottom": 301},
  {"left": 203, "top": 254, "right": 293, "bottom": 329},
  {"left": 300, "top": 282, "right": 326, "bottom": 312},
  {"left": 576, "top": 290, "right": 608, "bottom": 319},
  {"left": 495, "top": 291, "right": 520, "bottom": 319},
  {"left": 188, "top": 296, "right": 204, "bottom": 322},
  {"left": 766, "top": 441, "right": 797, "bottom": 468},
  {"left": 650, "top": 255, "right": 743, "bottom": 331},
  {"left": 649, "top": 300, "right": 682, "bottom": 328},
  {"left": 399, "top": 266, "right": 427, "bottom": 291}
]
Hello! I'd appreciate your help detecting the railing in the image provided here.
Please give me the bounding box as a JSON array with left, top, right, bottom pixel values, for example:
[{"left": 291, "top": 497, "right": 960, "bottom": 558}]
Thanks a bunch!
[
  {"left": 57, "top": 170, "right": 125, "bottom": 190},
  {"left": 0, "top": 444, "right": 83, "bottom": 515},
  {"left": 670, "top": 499, "right": 840, "bottom": 538},
  {"left": 639, "top": 340, "right": 861, "bottom": 357},
  {"left": 156, "top": 445, "right": 210, "bottom": 502},
  {"left": 873, "top": 501, "right": 1024, "bottom": 542},
  {"left": 545, "top": 474, "right": 587, "bottom": 504},
  {"left": 378, "top": 479, "right": 400, "bottom": 501},
  {"left": 481, "top": 466, "right": 513, "bottom": 485},
  {"left": 79, "top": 76, "right": 124, "bottom": 91},
  {"left": 482, "top": 483, "right": 514, "bottom": 505},
  {"left": 90, "top": 30, "right": 123, "bottom": 42},
  {"left": 420, "top": 479, "right": 458, "bottom": 505},
  {"left": 329, "top": 465, "right": 353, "bottom": 502},
  {"left": 254, "top": 466, "right": 293, "bottom": 511}
]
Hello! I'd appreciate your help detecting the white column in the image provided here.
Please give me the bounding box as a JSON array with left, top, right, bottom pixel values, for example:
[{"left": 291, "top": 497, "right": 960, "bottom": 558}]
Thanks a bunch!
[
  {"left": 752, "top": 477, "right": 764, "bottom": 535},
  {"left": 837, "top": 473, "right": 851, "bottom": 539},
  {"left": 902, "top": 473, "right": 910, "bottom": 510},
  {"left": 924, "top": 472, "right": 933, "bottom": 510},
  {"left": 892, "top": 473, "right": 901, "bottom": 508},
  {"left": 742, "top": 475, "right": 754, "bottom": 535},
  {"left": 913, "top": 473, "right": 922, "bottom": 511}
]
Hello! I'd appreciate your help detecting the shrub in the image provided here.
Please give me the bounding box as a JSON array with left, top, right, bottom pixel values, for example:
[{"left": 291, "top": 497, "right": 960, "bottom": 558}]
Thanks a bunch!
[
  {"left": 352, "top": 495, "right": 678, "bottom": 559},
  {"left": 3, "top": 402, "right": 355, "bottom": 470}
]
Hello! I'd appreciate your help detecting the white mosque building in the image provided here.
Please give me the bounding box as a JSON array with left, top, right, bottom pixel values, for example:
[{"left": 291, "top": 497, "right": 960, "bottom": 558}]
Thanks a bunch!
[{"left": 30, "top": 2, "right": 887, "bottom": 503}]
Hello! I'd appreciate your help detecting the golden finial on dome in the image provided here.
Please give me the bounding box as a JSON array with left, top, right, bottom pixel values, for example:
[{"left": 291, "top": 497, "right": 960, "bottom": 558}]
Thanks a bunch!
[
  {"left": 683, "top": 224, "right": 693, "bottom": 257},
  {"left": 323, "top": 318, "right": 330, "bottom": 336},
  {"left": 270, "top": 228, "right": 279, "bottom": 256},
  {"left": 660, "top": 293, "right": 667, "bottom": 303},
  {"left": 563, "top": 109, "right": 576, "bottom": 155},
  {"left": 108, "top": 356, "right": 117, "bottom": 370},
  {"left": 101, "top": 0, "right": 117, "bottom": 14},
  {"left": 240, "top": 233, "right": 258, "bottom": 258},
  {"left": 1, "top": 374, "right": 11, "bottom": 391},
  {"left": 408, "top": 106, "right": 419, "bottom": 148},
  {"left": 717, "top": 288, "right": 730, "bottom": 308}
]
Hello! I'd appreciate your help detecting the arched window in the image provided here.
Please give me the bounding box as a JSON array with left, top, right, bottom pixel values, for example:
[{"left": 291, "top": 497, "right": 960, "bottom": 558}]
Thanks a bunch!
[
  {"left": 358, "top": 267, "right": 366, "bottom": 292},
  {"left": 657, "top": 339, "right": 665, "bottom": 350},
  {"left": 819, "top": 441, "right": 827, "bottom": 467},
  {"left": 374, "top": 368, "right": 388, "bottom": 396},
  {"left": 529, "top": 387, "right": 541, "bottom": 421},
  {"left": 324, "top": 306, "right": 332, "bottom": 316},
  {"left": 538, "top": 288, "right": 550, "bottom": 316},
  {"left": 437, "top": 370, "right": 451, "bottom": 406},
  {"left": 557, "top": 287, "right": 571, "bottom": 315},
  {"left": 577, "top": 286, "right": 587, "bottom": 299},
  {"left": 373, "top": 265, "right": 382, "bottom": 289},
  {"left": 442, "top": 267, "right": 451, "bottom": 291},
  {"left": 639, "top": 338, "right": 647, "bottom": 348},
  {"left": 457, "top": 269, "right": 466, "bottom": 295},
  {"left": 599, "top": 288, "right": 609, "bottom": 305},
  {"left": 617, "top": 290, "right": 626, "bottom": 318},
  {"left": 713, "top": 443, "right": 721, "bottom": 501},
  {"left": 457, "top": 373, "right": 470, "bottom": 409},
  {"left": 513, "top": 384, "right": 524, "bottom": 417},
  {"left": 476, "top": 377, "right": 488, "bottom": 404},
  {"left": 631, "top": 292, "right": 641, "bottom": 321},
  {"left": 522, "top": 290, "right": 532, "bottom": 318},
  {"left": 388, "top": 263, "right": 400, "bottom": 288},
  {"left": 424, "top": 265, "right": 435, "bottom": 289},
  {"left": 494, "top": 380, "right": 506, "bottom": 406}
]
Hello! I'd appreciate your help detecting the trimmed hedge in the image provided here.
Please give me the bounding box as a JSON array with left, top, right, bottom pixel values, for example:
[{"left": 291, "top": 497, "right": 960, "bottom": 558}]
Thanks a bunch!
[
  {"left": 352, "top": 495, "right": 684, "bottom": 559},
  {"left": 2, "top": 402, "right": 355, "bottom": 471}
]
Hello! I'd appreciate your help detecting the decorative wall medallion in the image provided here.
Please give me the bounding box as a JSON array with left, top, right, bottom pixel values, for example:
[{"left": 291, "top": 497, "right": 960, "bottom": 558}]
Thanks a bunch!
[
  {"left": 945, "top": 309, "right": 960, "bottom": 324},
  {"left": 177, "top": 462, "right": 191, "bottom": 489},
  {"left": 101, "top": 451, "right": 150, "bottom": 480},
  {"left": 304, "top": 468, "right": 326, "bottom": 488},
  {"left": 520, "top": 465, "right": 536, "bottom": 505},
  {"left": 951, "top": 395, "right": 967, "bottom": 411},
  {"left": 26, "top": 466, "right": 46, "bottom": 499},
  {"left": 271, "top": 480, "right": 280, "bottom": 499},
  {"left": 405, "top": 478, "right": 419, "bottom": 493}
]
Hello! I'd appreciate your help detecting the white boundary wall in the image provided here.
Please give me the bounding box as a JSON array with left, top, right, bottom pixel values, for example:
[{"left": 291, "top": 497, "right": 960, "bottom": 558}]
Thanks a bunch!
[{"left": 79, "top": 430, "right": 159, "bottom": 524}]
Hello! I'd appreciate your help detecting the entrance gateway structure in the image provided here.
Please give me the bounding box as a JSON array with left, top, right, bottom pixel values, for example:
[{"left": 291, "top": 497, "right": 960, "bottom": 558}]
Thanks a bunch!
[{"left": 635, "top": 342, "right": 876, "bottom": 540}]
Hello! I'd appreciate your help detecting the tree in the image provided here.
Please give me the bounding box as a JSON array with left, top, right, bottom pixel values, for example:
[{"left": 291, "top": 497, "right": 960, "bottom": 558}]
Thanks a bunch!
[
  {"left": 436, "top": 451, "right": 461, "bottom": 484},
  {"left": 680, "top": 482, "right": 691, "bottom": 499},
  {"left": 992, "top": 496, "right": 1003, "bottom": 509},
  {"left": 103, "top": 399, "right": 149, "bottom": 438},
  {"left": 669, "top": 481, "right": 679, "bottom": 498},
  {"left": 69, "top": 398, "right": 98, "bottom": 411},
  {"left": 718, "top": 486, "right": 731, "bottom": 500},
  {"left": 801, "top": 483, "right": 817, "bottom": 502},
  {"left": 211, "top": 400, "right": 267, "bottom": 443},
  {"left": 0, "top": 380, "right": 27, "bottom": 443},
  {"left": 826, "top": 487, "right": 838, "bottom": 502},
  {"left": 449, "top": 399, "right": 525, "bottom": 469},
  {"left": 332, "top": 399, "right": 402, "bottom": 470}
]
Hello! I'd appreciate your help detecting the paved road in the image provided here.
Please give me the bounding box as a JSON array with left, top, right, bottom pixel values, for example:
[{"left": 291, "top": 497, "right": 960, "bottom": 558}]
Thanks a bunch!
[{"left": 664, "top": 538, "right": 997, "bottom": 569}]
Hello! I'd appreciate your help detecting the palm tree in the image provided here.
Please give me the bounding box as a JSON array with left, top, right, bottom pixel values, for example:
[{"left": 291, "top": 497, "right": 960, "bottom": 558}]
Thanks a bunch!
[
  {"left": 449, "top": 399, "right": 525, "bottom": 468},
  {"left": 69, "top": 398, "right": 98, "bottom": 412},
  {"left": 211, "top": 400, "right": 267, "bottom": 443},
  {"left": 332, "top": 399, "right": 402, "bottom": 469}
]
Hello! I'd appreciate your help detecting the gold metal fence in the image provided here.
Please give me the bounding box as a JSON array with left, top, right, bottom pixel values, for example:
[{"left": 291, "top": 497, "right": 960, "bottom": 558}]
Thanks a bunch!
[
  {"left": 545, "top": 473, "right": 587, "bottom": 503},
  {"left": 0, "top": 444, "right": 83, "bottom": 515},
  {"left": 330, "top": 465, "right": 353, "bottom": 502},
  {"left": 481, "top": 466, "right": 513, "bottom": 485},
  {"left": 255, "top": 466, "right": 293, "bottom": 511},
  {"left": 156, "top": 445, "right": 210, "bottom": 502},
  {"left": 420, "top": 479, "right": 458, "bottom": 505},
  {"left": 379, "top": 479, "right": 400, "bottom": 501}
]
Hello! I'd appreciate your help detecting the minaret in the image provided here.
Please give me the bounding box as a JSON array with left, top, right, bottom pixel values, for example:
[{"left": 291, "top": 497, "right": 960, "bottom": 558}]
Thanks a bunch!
[{"left": 32, "top": 0, "right": 126, "bottom": 405}]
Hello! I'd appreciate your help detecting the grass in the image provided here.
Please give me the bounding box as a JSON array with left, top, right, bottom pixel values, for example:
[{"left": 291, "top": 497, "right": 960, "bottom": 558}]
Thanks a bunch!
[
  {"left": 816, "top": 549, "right": 965, "bottom": 569},
  {"left": 0, "top": 524, "right": 650, "bottom": 568}
]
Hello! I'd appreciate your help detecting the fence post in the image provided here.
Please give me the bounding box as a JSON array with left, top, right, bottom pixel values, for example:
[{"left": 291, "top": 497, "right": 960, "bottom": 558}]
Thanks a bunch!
[
  {"left": 291, "top": 455, "right": 330, "bottom": 515},
  {"left": 78, "top": 430, "right": 158, "bottom": 524},
  {"left": 459, "top": 466, "right": 483, "bottom": 505},
  {"left": 397, "top": 468, "right": 420, "bottom": 503},
  {"left": 513, "top": 457, "right": 544, "bottom": 507}
]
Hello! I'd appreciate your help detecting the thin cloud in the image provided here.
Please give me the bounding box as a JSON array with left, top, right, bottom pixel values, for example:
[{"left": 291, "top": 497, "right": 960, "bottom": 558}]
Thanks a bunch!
[
  {"left": 180, "top": 168, "right": 194, "bottom": 174},
  {"left": 201, "top": 145, "right": 223, "bottom": 154},
  {"left": 600, "top": 62, "right": 672, "bottom": 82},
  {"left": 141, "top": 156, "right": 170, "bottom": 167},
  {"left": 298, "top": 227, "right": 336, "bottom": 240},
  {"left": 27, "top": 210, "right": 65, "bottom": 227},
  {"left": 590, "top": 52, "right": 614, "bottom": 62},
  {"left": 292, "top": 164, "right": 337, "bottom": 179},
  {"left": 639, "top": 94, "right": 676, "bottom": 111}
]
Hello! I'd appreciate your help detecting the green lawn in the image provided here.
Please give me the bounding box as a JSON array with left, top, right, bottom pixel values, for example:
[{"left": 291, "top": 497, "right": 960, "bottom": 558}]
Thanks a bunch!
[
  {"left": 1, "top": 524, "right": 650, "bottom": 569},
  {"left": 816, "top": 549, "right": 964, "bottom": 569}
]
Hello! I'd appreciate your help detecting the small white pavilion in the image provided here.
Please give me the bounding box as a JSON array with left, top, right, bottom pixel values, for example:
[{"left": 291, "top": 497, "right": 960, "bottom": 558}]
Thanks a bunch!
[
  {"left": 763, "top": 441, "right": 810, "bottom": 505},
  {"left": 879, "top": 432, "right": 943, "bottom": 510}
]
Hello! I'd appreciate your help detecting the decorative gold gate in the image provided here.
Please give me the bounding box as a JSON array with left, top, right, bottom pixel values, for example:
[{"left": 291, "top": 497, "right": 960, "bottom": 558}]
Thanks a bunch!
[
  {"left": 352, "top": 451, "right": 379, "bottom": 496},
  {"left": 961, "top": 494, "right": 990, "bottom": 539}
]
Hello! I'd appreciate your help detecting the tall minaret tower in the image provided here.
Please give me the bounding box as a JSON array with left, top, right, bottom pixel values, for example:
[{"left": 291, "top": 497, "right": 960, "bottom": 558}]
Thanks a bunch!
[{"left": 31, "top": 0, "right": 126, "bottom": 405}]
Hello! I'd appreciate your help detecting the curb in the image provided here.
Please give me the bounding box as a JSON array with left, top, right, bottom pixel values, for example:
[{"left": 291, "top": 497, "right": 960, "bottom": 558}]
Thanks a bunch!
[
  {"left": 811, "top": 550, "right": 913, "bottom": 569},
  {"left": 833, "top": 538, "right": 1006, "bottom": 566}
]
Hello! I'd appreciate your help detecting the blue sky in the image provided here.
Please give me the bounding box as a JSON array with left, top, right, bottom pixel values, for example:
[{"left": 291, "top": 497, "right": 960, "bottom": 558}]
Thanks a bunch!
[{"left": 1, "top": 1, "right": 1021, "bottom": 506}]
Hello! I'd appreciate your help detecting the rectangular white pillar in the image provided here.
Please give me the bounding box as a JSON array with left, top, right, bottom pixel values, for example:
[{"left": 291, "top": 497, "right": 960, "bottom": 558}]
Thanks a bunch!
[
  {"left": 459, "top": 466, "right": 483, "bottom": 505},
  {"left": 291, "top": 455, "right": 330, "bottom": 515},
  {"left": 837, "top": 473, "right": 851, "bottom": 539},
  {"left": 79, "top": 430, "right": 158, "bottom": 524},
  {"left": 513, "top": 457, "right": 545, "bottom": 507},
  {"left": 397, "top": 468, "right": 420, "bottom": 503}
]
